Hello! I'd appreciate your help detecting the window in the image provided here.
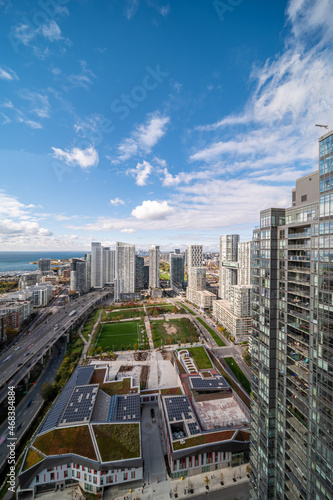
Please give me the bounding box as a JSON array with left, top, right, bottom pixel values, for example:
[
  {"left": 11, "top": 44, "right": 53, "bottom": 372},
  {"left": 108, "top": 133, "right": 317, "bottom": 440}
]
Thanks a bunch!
[
  {"left": 64, "top": 471, "right": 68, "bottom": 478},
  {"left": 50, "top": 473, "right": 55, "bottom": 480},
  {"left": 301, "top": 194, "right": 307, "bottom": 202},
  {"left": 123, "top": 472, "right": 128, "bottom": 481},
  {"left": 36, "top": 475, "right": 39, "bottom": 484},
  {"left": 131, "top": 471, "right": 135, "bottom": 479}
]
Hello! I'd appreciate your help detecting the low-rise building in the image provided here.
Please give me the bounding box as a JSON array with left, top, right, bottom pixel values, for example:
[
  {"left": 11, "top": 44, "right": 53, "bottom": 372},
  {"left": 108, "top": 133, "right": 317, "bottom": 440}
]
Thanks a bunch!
[{"left": 18, "top": 366, "right": 143, "bottom": 498}]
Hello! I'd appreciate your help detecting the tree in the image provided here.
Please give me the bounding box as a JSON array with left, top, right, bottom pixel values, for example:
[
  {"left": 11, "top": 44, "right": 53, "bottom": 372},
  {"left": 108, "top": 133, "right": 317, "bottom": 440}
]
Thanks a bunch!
[
  {"left": 88, "top": 346, "right": 95, "bottom": 356},
  {"left": 134, "top": 343, "right": 138, "bottom": 352},
  {"left": 40, "top": 382, "right": 57, "bottom": 402}
]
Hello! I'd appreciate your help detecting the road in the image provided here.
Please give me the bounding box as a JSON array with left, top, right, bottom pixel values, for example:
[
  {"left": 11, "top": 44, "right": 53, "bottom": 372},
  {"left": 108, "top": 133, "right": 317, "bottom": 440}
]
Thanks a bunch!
[
  {"left": 0, "top": 341, "right": 67, "bottom": 472},
  {"left": 0, "top": 288, "right": 111, "bottom": 396}
]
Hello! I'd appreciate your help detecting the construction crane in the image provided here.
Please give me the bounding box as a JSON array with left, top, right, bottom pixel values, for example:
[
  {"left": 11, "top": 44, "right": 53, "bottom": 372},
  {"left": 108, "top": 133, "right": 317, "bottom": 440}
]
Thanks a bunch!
[{"left": 315, "top": 124, "right": 329, "bottom": 131}]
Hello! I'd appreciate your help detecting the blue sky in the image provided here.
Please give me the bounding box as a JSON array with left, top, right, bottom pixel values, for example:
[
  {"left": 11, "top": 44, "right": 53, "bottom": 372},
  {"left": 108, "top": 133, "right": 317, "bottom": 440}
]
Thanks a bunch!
[{"left": 0, "top": 0, "right": 332, "bottom": 252}]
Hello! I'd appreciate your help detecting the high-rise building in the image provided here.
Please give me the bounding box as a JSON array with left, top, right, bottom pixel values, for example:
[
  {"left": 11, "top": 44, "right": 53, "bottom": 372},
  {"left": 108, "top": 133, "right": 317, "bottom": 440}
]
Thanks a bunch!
[
  {"left": 187, "top": 245, "right": 203, "bottom": 288},
  {"left": 219, "top": 235, "right": 239, "bottom": 300},
  {"left": 38, "top": 258, "right": 51, "bottom": 272},
  {"left": 250, "top": 131, "right": 333, "bottom": 500},
  {"left": 149, "top": 245, "right": 160, "bottom": 288},
  {"left": 84, "top": 253, "right": 91, "bottom": 291},
  {"left": 70, "top": 259, "right": 87, "bottom": 295},
  {"left": 135, "top": 255, "right": 145, "bottom": 290},
  {"left": 114, "top": 242, "right": 135, "bottom": 300},
  {"left": 169, "top": 251, "right": 185, "bottom": 286},
  {"left": 103, "top": 247, "right": 115, "bottom": 284},
  {"left": 91, "top": 242, "right": 104, "bottom": 288},
  {"left": 238, "top": 241, "right": 251, "bottom": 286}
]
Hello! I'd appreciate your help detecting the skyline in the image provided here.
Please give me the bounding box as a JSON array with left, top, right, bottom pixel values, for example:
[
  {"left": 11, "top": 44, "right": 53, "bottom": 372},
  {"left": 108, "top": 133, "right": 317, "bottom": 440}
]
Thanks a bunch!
[{"left": 1, "top": 0, "right": 332, "bottom": 251}]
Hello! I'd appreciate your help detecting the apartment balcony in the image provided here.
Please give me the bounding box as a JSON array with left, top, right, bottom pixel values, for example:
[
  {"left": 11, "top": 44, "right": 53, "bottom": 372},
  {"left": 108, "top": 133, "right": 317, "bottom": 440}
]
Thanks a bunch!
[
  {"left": 286, "top": 458, "right": 306, "bottom": 491},
  {"left": 287, "top": 341, "right": 309, "bottom": 359},
  {"left": 287, "top": 363, "right": 309, "bottom": 383},
  {"left": 288, "top": 286, "right": 310, "bottom": 298},
  {"left": 287, "top": 353, "right": 309, "bottom": 372},
  {"left": 287, "top": 275, "right": 310, "bottom": 286},
  {"left": 285, "top": 471, "right": 307, "bottom": 499},
  {"left": 287, "top": 372, "right": 309, "bottom": 394},
  {"left": 287, "top": 253, "right": 310, "bottom": 262},
  {"left": 285, "top": 478, "right": 304, "bottom": 500},
  {"left": 288, "top": 231, "right": 311, "bottom": 239},
  {"left": 287, "top": 308, "right": 310, "bottom": 322},
  {"left": 287, "top": 414, "right": 308, "bottom": 441},
  {"left": 287, "top": 321, "right": 310, "bottom": 336},
  {"left": 287, "top": 297, "right": 310, "bottom": 309},
  {"left": 287, "top": 243, "right": 311, "bottom": 250},
  {"left": 286, "top": 393, "right": 308, "bottom": 421},
  {"left": 287, "top": 264, "right": 311, "bottom": 273}
]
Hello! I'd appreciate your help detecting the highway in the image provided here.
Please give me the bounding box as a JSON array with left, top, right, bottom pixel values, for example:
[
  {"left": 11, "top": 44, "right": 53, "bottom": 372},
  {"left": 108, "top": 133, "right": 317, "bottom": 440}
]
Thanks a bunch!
[
  {"left": 0, "top": 287, "right": 112, "bottom": 398},
  {"left": 0, "top": 341, "right": 67, "bottom": 475}
]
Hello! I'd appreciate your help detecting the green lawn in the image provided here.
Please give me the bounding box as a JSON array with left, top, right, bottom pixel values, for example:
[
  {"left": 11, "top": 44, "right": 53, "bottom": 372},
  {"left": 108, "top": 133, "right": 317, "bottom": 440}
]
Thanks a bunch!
[
  {"left": 95, "top": 321, "right": 148, "bottom": 351},
  {"left": 196, "top": 317, "right": 226, "bottom": 346},
  {"left": 106, "top": 308, "right": 144, "bottom": 320},
  {"left": 178, "top": 302, "right": 196, "bottom": 315},
  {"left": 93, "top": 424, "right": 140, "bottom": 461},
  {"left": 151, "top": 317, "right": 199, "bottom": 347},
  {"left": 224, "top": 357, "right": 251, "bottom": 394},
  {"left": 185, "top": 346, "right": 213, "bottom": 369},
  {"left": 159, "top": 272, "right": 170, "bottom": 280},
  {"left": 146, "top": 305, "right": 174, "bottom": 316}
]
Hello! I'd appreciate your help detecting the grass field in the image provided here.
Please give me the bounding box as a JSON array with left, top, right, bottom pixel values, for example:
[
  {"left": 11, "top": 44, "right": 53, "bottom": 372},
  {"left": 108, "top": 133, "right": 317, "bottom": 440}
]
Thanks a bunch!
[
  {"left": 196, "top": 317, "right": 226, "bottom": 346},
  {"left": 224, "top": 357, "right": 251, "bottom": 394},
  {"left": 151, "top": 318, "right": 199, "bottom": 347},
  {"left": 179, "top": 302, "right": 196, "bottom": 315},
  {"left": 106, "top": 308, "right": 144, "bottom": 320},
  {"left": 186, "top": 346, "right": 213, "bottom": 369},
  {"left": 95, "top": 321, "right": 148, "bottom": 351}
]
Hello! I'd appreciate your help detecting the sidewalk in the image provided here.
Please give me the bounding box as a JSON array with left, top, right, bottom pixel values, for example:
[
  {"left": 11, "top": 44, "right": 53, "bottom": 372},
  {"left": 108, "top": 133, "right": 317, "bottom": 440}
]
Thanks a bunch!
[{"left": 106, "top": 463, "right": 249, "bottom": 500}]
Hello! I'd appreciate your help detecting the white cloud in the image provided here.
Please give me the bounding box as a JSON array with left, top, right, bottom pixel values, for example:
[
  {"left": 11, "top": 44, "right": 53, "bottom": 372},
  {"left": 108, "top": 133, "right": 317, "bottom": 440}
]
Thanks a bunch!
[
  {"left": 51, "top": 146, "right": 99, "bottom": 169},
  {"left": 191, "top": 0, "right": 333, "bottom": 174},
  {"left": 0, "top": 66, "right": 18, "bottom": 81},
  {"left": 128, "top": 160, "right": 153, "bottom": 186},
  {"left": 110, "top": 198, "right": 125, "bottom": 206},
  {"left": 41, "top": 20, "right": 62, "bottom": 41},
  {"left": 113, "top": 113, "right": 169, "bottom": 163},
  {"left": 131, "top": 200, "right": 175, "bottom": 220},
  {"left": 0, "top": 219, "right": 52, "bottom": 236},
  {"left": 120, "top": 228, "right": 136, "bottom": 233},
  {"left": 17, "top": 116, "right": 42, "bottom": 129},
  {"left": 125, "top": 0, "right": 139, "bottom": 19},
  {"left": 66, "top": 60, "right": 96, "bottom": 91},
  {"left": 18, "top": 90, "right": 50, "bottom": 118},
  {"left": 0, "top": 191, "right": 35, "bottom": 218}
]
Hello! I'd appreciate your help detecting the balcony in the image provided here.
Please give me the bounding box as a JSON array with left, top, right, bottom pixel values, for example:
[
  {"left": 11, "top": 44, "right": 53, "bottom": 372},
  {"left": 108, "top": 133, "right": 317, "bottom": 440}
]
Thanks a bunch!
[
  {"left": 285, "top": 479, "right": 303, "bottom": 500},
  {"left": 288, "top": 286, "right": 310, "bottom": 298},
  {"left": 285, "top": 470, "right": 307, "bottom": 499},
  {"left": 287, "top": 372, "right": 309, "bottom": 393},
  {"left": 287, "top": 415, "right": 308, "bottom": 440},
  {"left": 287, "top": 353, "right": 309, "bottom": 372},
  {"left": 286, "top": 457, "right": 306, "bottom": 490},
  {"left": 287, "top": 363, "right": 309, "bottom": 383},
  {"left": 287, "top": 242, "right": 311, "bottom": 250},
  {"left": 287, "top": 321, "right": 310, "bottom": 335},
  {"left": 287, "top": 309, "right": 310, "bottom": 322},
  {"left": 287, "top": 275, "right": 310, "bottom": 286},
  {"left": 286, "top": 393, "right": 308, "bottom": 420},
  {"left": 287, "top": 297, "right": 310, "bottom": 309},
  {"left": 288, "top": 231, "right": 311, "bottom": 239}
]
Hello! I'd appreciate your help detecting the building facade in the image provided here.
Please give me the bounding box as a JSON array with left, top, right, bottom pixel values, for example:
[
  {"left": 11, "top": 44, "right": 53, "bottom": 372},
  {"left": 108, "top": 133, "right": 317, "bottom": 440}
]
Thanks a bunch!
[
  {"left": 135, "top": 256, "right": 145, "bottom": 290},
  {"left": 149, "top": 245, "right": 160, "bottom": 288},
  {"left": 169, "top": 252, "right": 185, "bottom": 287},
  {"left": 38, "top": 258, "right": 51, "bottom": 272},
  {"left": 114, "top": 242, "right": 135, "bottom": 300},
  {"left": 91, "top": 242, "right": 104, "bottom": 288},
  {"left": 250, "top": 130, "right": 333, "bottom": 500},
  {"left": 219, "top": 235, "right": 239, "bottom": 300}
]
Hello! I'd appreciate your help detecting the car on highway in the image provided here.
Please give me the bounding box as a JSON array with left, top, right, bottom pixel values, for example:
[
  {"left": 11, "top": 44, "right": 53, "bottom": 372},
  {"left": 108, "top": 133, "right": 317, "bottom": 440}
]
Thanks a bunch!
[
  {"left": 24, "top": 352, "right": 30, "bottom": 356},
  {"left": 17, "top": 363, "right": 22, "bottom": 367},
  {"left": 28, "top": 343, "right": 34, "bottom": 349},
  {"left": 27, "top": 400, "right": 32, "bottom": 407}
]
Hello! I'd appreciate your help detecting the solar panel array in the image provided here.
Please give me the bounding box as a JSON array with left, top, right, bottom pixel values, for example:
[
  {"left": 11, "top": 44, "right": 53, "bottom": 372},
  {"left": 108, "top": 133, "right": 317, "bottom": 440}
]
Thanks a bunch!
[
  {"left": 38, "top": 366, "right": 95, "bottom": 434},
  {"left": 190, "top": 375, "right": 229, "bottom": 391},
  {"left": 115, "top": 394, "right": 140, "bottom": 421},
  {"left": 60, "top": 384, "right": 98, "bottom": 425},
  {"left": 107, "top": 395, "right": 118, "bottom": 422},
  {"left": 165, "top": 396, "right": 193, "bottom": 422},
  {"left": 188, "top": 422, "right": 201, "bottom": 435}
]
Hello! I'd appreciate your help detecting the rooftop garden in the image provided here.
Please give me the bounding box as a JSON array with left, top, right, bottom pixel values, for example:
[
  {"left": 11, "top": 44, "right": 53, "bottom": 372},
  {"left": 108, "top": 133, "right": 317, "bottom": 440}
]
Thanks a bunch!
[
  {"left": 99, "top": 377, "right": 138, "bottom": 396},
  {"left": 33, "top": 426, "right": 97, "bottom": 460},
  {"left": 224, "top": 357, "right": 251, "bottom": 394},
  {"left": 160, "top": 387, "right": 183, "bottom": 395},
  {"left": 151, "top": 317, "right": 199, "bottom": 346},
  {"left": 22, "top": 449, "right": 44, "bottom": 471},
  {"left": 173, "top": 429, "right": 235, "bottom": 450},
  {"left": 93, "top": 424, "right": 140, "bottom": 461},
  {"left": 185, "top": 346, "right": 213, "bottom": 369}
]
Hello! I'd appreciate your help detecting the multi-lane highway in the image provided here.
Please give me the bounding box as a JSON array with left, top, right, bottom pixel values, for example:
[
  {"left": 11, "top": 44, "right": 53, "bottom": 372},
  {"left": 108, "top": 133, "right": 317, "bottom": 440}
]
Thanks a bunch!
[{"left": 0, "top": 288, "right": 112, "bottom": 397}]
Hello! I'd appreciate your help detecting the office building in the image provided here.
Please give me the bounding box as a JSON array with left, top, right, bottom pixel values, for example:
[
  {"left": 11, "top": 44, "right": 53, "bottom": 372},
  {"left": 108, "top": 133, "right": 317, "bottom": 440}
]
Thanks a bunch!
[
  {"left": 149, "top": 245, "right": 160, "bottom": 288},
  {"left": 143, "top": 265, "right": 149, "bottom": 289},
  {"left": 38, "top": 258, "right": 51, "bottom": 272},
  {"left": 135, "top": 256, "right": 145, "bottom": 290},
  {"left": 169, "top": 251, "right": 185, "bottom": 287},
  {"left": 250, "top": 130, "right": 333, "bottom": 500},
  {"left": 114, "top": 242, "right": 135, "bottom": 300},
  {"left": 85, "top": 253, "right": 91, "bottom": 291},
  {"left": 219, "top": 235, "right": 239, "bottom": 300},
  {"left": 91, "top": 242, "right": 104, "bottom": 288}
]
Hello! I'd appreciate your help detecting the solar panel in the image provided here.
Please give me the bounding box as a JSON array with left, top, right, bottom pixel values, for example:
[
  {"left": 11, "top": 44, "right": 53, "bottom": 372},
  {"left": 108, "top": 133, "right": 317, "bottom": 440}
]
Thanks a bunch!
[
  {"left": 38, "top": 366, "right": 95, "bottom": 434},
  {"left": 60, "top": 384, "right": 98, "bottom": 425},
  {"left": 189, "top": 375, "right": 229, "bottom": 391},
  {"left": 107, "top": 395, "right": 118, "bottom": 422},
  {"left": 165, "top": 396, "right": 194, "bottom": 421},
  {"left": 188, "top": 423, "right": 200, "bottom": 435},
  {"left": 115, "top": 394, "right": 140, "bottom": 421}
]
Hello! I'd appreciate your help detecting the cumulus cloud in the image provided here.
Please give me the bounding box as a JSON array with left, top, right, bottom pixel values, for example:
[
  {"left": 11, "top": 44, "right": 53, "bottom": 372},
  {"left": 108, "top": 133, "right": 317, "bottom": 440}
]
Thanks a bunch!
[
  {"left": 110, "top": 198, "right": 125, "bottom": 206},
  {"left": 128, "top": 160, "right": 153, "bottom": 186},
  {"left": 0, "top": 219, "right": 52, "bottom": 236},
  {"left": 51, "top": 146, "right": 99, "bottom": 169},
  {"left": 113, "top": 113, "right": 169, "bottom": 163},
  {"left": 131, "top": 200, "right": 175, "bottom": 220}
]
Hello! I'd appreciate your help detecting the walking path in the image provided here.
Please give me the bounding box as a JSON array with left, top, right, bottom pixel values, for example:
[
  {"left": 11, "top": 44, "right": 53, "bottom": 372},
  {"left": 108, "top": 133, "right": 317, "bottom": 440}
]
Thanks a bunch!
[{"left": 79, "top": 310, "right": 101, "bottom": 364}]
